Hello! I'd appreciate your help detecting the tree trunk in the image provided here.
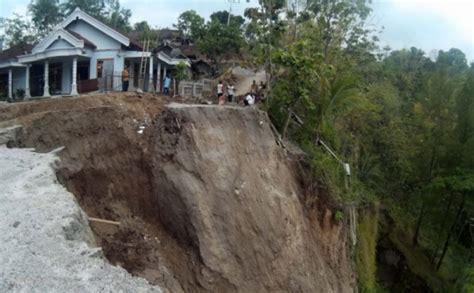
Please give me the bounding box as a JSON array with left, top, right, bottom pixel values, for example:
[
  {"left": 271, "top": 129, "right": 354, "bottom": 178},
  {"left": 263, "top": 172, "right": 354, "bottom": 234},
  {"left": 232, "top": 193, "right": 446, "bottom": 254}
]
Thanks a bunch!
[
  {"left": 436, "top": 192, "right": 466, "bottom": 270},
  {"left": 430, "top": 191, "right": 454, "bottom": 264},
  {"left": 282, "top": 96, "right": 301, "bottom": 139},
  {"left": 413, "top": 201, "right": 425, "bottom": 246},
  {"left": 282, "top": 108, "right": 292, "bottom": 140}
]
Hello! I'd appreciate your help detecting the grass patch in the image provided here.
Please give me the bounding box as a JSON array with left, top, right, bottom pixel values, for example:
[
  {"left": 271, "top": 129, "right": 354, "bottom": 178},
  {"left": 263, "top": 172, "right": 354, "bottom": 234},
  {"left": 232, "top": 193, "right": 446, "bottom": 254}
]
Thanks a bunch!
[{"left": 356, "top": 205, "right": 379, "bottom": 292}]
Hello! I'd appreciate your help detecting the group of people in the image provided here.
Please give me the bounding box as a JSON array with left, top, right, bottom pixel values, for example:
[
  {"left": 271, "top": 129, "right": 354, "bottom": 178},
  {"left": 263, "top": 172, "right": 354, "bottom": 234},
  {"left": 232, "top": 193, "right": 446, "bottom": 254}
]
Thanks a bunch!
[
  {"left": 216, "top": 79, "right": 266, "bottom": 106},
  {"left": 217, "top": 80, "right": 236, "bottom": 105}
]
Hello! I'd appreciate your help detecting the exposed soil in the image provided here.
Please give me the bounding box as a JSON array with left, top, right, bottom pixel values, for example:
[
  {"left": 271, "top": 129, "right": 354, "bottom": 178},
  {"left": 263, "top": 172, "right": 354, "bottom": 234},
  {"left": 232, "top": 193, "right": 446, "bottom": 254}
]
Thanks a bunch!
[
  {"left": 0, "top": 93, "right": 207, "bottom": 292},
  {"left": 0, "top": 93, "right": 354, "bottom": 292}
]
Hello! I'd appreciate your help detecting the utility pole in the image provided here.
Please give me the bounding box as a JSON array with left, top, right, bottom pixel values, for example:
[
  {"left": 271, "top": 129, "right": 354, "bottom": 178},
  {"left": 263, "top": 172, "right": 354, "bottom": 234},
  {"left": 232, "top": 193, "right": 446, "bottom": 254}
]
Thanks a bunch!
[{"left": 227, "top": 0, "right": 240, "bottom": 26}]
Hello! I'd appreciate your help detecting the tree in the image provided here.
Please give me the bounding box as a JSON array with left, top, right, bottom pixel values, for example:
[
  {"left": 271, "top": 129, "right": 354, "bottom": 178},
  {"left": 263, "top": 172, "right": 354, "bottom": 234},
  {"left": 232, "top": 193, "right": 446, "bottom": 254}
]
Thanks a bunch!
[
  {"left": 304, "top": 0, "right": 374, "bottom": 64},
  {"left": 210, "top": 10, "right": 244, "bottom": 27},
  {"left": 175, "top": 10, "right": 205, "bottom": 41},
  {"left": 197, "top": 19, "right": 244, "bottom": 68},
  {"left": 173, "top": 61, "right": 191, "bottom": 90},
  {"left": 28, "top": 0, "right": 63, "bottom": 37},
  {"left": 244, "top": 0, "right": 287, "bottom": 99},
  {"left": 103, "top": 0, "right": 132, "bottom": 32},
  {"left": 134, "top": 21, "right": 151, "bottom": 32},
  {"left": 0, "top": 14, "right": 38, "bottom": 48},
  {"left": 61, "top": 0, "right": 105, "bottom": 19},
  {"left": 437, "top": 48, "right": 469, "bottom": 73}
]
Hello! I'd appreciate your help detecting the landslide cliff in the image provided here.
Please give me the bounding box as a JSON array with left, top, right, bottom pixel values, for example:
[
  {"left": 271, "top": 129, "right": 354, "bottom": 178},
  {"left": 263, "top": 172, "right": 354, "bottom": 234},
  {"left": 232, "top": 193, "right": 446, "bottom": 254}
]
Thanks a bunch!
[
  {"left": 153, "top": 104, "right": 353, "bottom": 292},
  {"left": 0, "top": 94, "right": 354, "bottom": 292}
]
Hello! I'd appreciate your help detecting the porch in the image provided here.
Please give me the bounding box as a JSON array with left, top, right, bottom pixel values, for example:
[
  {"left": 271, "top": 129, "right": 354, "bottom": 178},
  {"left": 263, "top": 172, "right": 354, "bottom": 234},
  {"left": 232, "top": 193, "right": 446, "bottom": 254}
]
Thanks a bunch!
[{"left": 4, "top": 55, "right": 93, "bottom": 100}]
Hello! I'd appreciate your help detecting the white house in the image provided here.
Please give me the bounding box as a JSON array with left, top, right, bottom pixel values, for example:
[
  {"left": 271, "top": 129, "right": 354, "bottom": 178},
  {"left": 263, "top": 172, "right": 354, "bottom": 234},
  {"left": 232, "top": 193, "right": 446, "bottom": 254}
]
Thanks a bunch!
[{"left": 0, "top": 8, "right": 190, "bottom": 100}]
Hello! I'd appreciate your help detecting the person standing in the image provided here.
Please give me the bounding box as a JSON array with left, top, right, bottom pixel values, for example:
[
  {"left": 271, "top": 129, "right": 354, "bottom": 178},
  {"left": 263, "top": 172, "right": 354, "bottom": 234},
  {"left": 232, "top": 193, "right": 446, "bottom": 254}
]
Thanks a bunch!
[
  {"left": 250, "top": 80, "right": 258, "bottom": 95},
  {"left": 122, "top": 66, "right": 129, "bottom": 92},
  {"left": 227, "top": 84, "right": 235, "bottom": 103},
  {"left": 217, "top": 80, "right": 224, "bottom": 105},
  {"left": 163, "top": 75, "right": 171, "bottom": 95}
]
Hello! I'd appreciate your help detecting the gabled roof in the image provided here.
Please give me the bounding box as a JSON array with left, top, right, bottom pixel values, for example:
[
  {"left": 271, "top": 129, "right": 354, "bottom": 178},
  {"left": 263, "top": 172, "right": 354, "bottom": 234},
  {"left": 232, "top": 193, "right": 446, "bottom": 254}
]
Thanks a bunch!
[
  {"left": 59, "top": 8, "right": 129, "bottom": 46},
  {"left": 0, "top": 43, "right": 34, "bottom": 62},
  {"left": 65, "top": 29, "right": 96, "bottom": 49},
  {"left": 154, "top": 43, "right": 187, "bottom": 59},
  {"left": 32, "top": 28, "right": 85, "bottom": 54}
]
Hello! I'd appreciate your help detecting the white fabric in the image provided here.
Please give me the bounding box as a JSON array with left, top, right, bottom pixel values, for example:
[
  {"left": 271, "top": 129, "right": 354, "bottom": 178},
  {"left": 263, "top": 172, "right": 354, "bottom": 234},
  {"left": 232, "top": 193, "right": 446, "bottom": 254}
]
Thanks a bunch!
[
  {"left": 228, "top": 85, "right": 235, "bottom": 96},
  {"left": 245, "top": 94, "right": 255, "bottom": 105}
]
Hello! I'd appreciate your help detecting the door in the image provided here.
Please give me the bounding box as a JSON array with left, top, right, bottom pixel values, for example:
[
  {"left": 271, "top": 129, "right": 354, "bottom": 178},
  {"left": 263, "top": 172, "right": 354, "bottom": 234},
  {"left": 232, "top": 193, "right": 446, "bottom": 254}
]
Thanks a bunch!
[
  {"left": 97, "top": 59, "right": 114, "bottom": 91},
  {"left": 49, "top": 62, "right": 62, "bottom": 95}
]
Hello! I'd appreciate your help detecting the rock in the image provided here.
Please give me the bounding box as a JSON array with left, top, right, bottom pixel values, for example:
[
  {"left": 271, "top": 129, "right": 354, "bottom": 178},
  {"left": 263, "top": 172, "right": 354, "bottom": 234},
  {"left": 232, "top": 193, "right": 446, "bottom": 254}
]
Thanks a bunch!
[
  {"left": 151, "top": 104, "right": 353, "bottom": 292},
  {"left": 0, "top": 125, "right": 22, "bottom": 146}
]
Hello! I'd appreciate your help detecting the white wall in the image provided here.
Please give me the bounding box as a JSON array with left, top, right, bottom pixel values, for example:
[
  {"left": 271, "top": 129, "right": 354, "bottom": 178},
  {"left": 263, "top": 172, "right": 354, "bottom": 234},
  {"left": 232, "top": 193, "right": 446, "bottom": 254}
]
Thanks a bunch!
[
  {"left": 88, "top": 50, "right": 124, "bottom": 91},
  {"left": 47, "top": 39, "right": 74, "bottom": 50},
  {"left": 67, "top": 20, "right": 121, "bottom": 50}
]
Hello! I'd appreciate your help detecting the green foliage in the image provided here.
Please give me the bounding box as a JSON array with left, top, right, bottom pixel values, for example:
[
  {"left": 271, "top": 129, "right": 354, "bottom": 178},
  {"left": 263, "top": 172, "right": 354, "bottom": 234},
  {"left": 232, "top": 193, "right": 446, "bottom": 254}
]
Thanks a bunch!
[
  {"left": 60, "top": 0, "right": 105, "bottom": 18},
  {"left": 0, "top": 14, "right": 38, "bottom": 47},
  {"left": 455, "top": 266, "right": 474, "bottom": 293},
  {"left": 60, "top": 0, "right": 132, "bottom": 32},
  {"left": 260, "top": 0, "right": 473, "bottom": 289},
  {"left": 197, "top": 18, "right": 244, "bottom": 66},
  {"left": 210, "top": 10, "right": 244, "bottom": 27},
  {"left": 173, "top": 61, "right": 190, "bottom": 83},
  {"left": 175, "top": 10, "right": 205, "bottom": 40},
  {"left": 174, "top": 10, "right": 244, "bottom": 69},
  {"left": 334, "top": 210, "right": 344, "bottom": 222},
  {"left": 103, "top": 0, "right": 132, "bottom": 32},
  {"left": 28, "top": 0, "right": 63, "bottom": 37},
  {"left": 356, "top": 207, "right": 379, "bottom": 292}
]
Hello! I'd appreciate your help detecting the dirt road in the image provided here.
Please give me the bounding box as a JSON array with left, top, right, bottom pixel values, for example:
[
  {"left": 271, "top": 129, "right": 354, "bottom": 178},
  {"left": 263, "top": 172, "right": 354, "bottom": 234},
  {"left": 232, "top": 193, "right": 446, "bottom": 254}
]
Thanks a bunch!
[{"left": 232, "top": 68, "right": 266, "bottom": 96}]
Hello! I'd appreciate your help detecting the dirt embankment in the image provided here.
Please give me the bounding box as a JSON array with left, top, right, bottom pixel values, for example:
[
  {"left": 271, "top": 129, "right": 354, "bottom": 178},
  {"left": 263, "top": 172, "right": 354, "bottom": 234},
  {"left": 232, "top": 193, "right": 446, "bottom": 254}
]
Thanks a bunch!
[{"left": 0, "top": 93, "right": 354, "bottom": 292}]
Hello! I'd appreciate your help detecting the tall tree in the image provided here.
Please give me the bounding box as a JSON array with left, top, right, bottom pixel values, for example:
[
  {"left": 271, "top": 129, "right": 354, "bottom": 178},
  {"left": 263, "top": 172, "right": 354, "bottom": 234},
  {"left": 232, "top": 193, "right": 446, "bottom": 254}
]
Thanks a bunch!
[
  {"left": 175, "top": 10, "right": 205, "bottom": 41},
  {"left": 28, "top": 0, "right": 63, "bottom": 37},
  {"left": 197, "top": 19, "right": 244, "bottom": 67},
  {"left": 61, "top": 0, "right": 105, "bottom": 19},
  {"left": 210, "top": 10, "right": 245, "bottom": 27},
  {"left": 103, "top": 0, "right": 132, "bottom": 32},
  {"left": 0, "top": 14, "right": 38, "bottom": 48}
]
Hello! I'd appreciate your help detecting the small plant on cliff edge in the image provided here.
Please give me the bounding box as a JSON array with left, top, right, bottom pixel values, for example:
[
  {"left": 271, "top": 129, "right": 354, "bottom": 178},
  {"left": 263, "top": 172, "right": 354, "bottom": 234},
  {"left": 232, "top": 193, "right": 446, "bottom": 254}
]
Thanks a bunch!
[
  {"left": 335, "top": 210, "right": 344, "bottom": 222},
  {"left": 174, "top": 61, "right": 190, "bottom": 84}
]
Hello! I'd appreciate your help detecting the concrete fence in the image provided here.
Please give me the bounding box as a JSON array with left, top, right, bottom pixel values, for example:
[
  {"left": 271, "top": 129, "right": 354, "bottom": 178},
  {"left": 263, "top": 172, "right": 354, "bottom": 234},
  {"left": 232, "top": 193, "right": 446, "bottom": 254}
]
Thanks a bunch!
[{"left": 179, "top": 78, "right": 213, "bottom": 98}]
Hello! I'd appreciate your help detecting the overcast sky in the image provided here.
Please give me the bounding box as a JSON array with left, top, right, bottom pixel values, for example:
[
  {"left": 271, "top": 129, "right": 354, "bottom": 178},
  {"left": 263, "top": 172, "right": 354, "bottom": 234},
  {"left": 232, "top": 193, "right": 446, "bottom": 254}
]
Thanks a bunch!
[{"left": 1, "top": 0, "right": 473, "bottom": 62}]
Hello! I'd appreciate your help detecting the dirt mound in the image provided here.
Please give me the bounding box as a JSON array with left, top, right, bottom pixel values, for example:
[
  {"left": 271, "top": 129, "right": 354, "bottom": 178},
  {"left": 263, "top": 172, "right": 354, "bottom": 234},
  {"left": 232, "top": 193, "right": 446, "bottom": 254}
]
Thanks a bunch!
[{"left": 0, "top": 94, "right": 354, "bottom": 292}]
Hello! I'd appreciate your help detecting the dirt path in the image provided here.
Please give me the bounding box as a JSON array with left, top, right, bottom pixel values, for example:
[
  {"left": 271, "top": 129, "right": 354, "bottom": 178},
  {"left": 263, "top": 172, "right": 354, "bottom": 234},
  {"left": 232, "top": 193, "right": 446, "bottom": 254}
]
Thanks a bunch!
[{"left": 232, "top": 68, "right": 266, "bottom": 96}]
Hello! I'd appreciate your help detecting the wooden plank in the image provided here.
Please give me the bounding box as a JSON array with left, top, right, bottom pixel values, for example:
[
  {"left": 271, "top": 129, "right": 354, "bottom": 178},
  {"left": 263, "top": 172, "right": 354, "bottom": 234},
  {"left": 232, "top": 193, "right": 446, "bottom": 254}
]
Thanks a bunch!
[{"left": 88, "top": 217, "right": 121, "bottom": 226}]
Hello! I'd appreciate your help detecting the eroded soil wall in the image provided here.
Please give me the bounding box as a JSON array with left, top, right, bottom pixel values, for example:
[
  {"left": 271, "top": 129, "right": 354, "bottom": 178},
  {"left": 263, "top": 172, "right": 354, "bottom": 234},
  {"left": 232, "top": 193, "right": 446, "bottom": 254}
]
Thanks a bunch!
[{"left": 0, "top": 95, "right": 355, "bottom": 292}]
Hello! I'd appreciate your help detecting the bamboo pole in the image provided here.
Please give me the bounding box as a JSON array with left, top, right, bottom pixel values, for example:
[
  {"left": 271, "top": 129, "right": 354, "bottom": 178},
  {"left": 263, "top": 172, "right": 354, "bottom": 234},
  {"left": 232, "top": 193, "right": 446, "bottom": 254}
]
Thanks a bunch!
[{"left": 88, "top": 217, "right": 121, "bottom": 226}]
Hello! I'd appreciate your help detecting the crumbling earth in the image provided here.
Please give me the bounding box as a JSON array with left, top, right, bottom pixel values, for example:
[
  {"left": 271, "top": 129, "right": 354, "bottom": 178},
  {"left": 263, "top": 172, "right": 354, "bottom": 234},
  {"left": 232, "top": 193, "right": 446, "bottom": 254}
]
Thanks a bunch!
[{"left": 0, "top": 93, "right": 355, "bottom": 292}]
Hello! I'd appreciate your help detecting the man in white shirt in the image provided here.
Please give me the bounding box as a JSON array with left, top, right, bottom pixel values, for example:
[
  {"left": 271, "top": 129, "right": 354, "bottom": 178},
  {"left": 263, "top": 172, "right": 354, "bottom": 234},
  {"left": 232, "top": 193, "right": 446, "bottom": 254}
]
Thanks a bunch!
[
  {"left": 244, "top": 93, "right": 255, "bottom": 106},
  {"left": 227, "top": 84, "right": 235, "bottom": 102}
]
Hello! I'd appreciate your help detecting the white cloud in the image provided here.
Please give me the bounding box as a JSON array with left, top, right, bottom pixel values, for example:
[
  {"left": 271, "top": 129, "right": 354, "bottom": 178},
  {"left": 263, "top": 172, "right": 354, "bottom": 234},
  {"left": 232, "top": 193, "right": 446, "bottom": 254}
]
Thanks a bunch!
[{"left": 391, "top": 0, "right": 474, "bottom": 46}]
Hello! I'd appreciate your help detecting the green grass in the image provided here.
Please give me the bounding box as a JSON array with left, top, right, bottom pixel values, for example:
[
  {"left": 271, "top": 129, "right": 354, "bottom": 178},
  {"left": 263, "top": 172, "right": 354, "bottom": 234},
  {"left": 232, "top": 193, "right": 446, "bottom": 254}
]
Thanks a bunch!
[{"left": 356, "top": 206, "right": 379, "bottom": 292}]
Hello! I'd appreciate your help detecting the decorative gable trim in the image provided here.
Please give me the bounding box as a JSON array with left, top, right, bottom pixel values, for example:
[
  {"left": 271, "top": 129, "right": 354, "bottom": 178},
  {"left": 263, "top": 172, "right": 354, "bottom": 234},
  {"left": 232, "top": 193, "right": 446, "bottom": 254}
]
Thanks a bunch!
[
  {"left": 59, "top": 8, "right": 129, "bottom": 46},
  {"left": 32, "top": 29, "right": 84, "bottom": 54}
]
